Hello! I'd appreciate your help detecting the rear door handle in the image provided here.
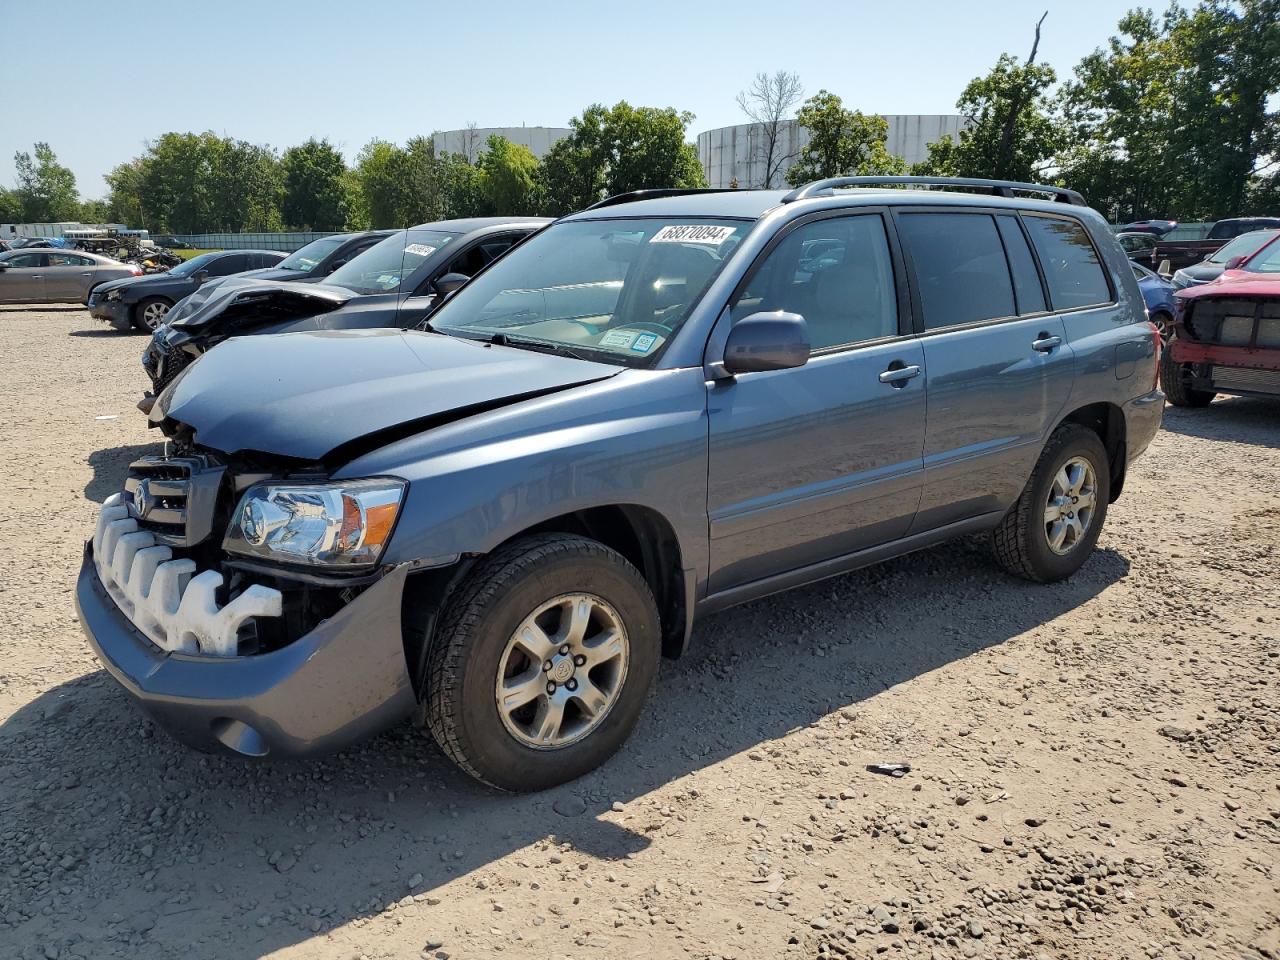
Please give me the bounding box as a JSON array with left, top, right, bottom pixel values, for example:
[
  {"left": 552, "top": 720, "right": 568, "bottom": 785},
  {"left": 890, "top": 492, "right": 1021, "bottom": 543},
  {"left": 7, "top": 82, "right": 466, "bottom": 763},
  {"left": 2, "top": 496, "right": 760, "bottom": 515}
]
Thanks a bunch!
[
  {"left": 879, "top": 364, "right": 921, "bottom": 386},
  {"left": 1033, "top": 334, "right": 1062, "bottom": 353}
]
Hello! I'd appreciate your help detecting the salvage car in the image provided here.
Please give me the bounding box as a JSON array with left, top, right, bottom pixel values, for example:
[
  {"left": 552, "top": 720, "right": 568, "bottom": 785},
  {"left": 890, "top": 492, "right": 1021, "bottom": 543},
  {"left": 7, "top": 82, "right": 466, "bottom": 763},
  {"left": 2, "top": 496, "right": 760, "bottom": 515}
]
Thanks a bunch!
[
  {"left": 224, "top": 231, "right": 394, "bottom": 285},
  {"left": 1169, "top": 229, "right": 1278, "bottom": 290},
  {"left": 1116, "top": 231, "right": 1159, "bottom": 262},
  {"left": 141, "top": 218, "right": 547, "bottom": 393},
  {"left": 0, "top": 248, "right": 141, "bottom": 303},
  {"left": 1162, "top": 240, "right": 1280, "bottom": 406},
  {"left": 1152, "top": 217, "right": 1280, "bottom": 273},
  {"left": 1133, "top": 262, "right": 1177, "bottom": 338},
  {"left": 88, "top": 249, "right": 286, "bottom": 331},
  {"left": 77, "top": 177, "right": 1162, "bottom": 790}
]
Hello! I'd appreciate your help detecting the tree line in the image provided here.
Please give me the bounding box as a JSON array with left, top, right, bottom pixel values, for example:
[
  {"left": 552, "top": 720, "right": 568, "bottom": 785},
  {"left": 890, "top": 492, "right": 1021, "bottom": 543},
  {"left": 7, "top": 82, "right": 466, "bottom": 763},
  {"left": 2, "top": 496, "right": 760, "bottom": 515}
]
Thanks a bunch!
[{"left": 1, "top": 0, "right": 1276, "bottom": 231}]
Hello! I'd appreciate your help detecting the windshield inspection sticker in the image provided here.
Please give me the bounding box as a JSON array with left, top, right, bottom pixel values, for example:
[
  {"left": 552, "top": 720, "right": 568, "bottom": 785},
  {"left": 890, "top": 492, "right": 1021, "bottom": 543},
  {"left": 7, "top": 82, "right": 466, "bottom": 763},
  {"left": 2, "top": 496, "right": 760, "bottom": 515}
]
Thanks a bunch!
[
  {"left": 650, "top": 224, "right": 736, "bottom": 245},
  {"left": 630, "top": 333, "right": 658, "bottom": 353},
  {"left": 600, "top": 329, "right": 638, "bottom": 349}
]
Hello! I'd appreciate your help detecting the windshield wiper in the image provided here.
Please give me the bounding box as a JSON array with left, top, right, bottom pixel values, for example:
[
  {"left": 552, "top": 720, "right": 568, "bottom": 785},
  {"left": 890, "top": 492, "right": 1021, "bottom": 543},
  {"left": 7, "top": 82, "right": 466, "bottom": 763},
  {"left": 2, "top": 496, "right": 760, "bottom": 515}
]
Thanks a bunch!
[{"left": 484, "top": 332, "right": 596, "bottom": 362}]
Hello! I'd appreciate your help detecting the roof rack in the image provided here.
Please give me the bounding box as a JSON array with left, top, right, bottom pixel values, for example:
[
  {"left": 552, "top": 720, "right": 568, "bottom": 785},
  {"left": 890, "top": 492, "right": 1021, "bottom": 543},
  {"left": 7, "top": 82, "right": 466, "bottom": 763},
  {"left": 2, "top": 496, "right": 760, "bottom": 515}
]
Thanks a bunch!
[
  {"left": 582, "top": 188, "right": 743, "bottom": 211},
  {"left": 781, "top": 176, "right": 1087, "bottom": 206}
]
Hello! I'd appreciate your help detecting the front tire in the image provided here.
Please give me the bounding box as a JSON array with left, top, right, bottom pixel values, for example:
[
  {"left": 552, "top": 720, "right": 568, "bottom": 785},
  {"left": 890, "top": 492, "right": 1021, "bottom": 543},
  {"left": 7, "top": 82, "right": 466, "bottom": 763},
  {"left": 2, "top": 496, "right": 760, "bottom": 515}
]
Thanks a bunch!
[
  {"left": 991, "top": 424, "right": 1111, "bottom": 583},
  {"left": 1160, "top": 348, "right": 1214, "bottom": 407},
  {"left": 133, "top": 297, "right": 171, "bottom": 332},
  {"left": 425, "top": 534, "right": 660, "bottom": 792}
]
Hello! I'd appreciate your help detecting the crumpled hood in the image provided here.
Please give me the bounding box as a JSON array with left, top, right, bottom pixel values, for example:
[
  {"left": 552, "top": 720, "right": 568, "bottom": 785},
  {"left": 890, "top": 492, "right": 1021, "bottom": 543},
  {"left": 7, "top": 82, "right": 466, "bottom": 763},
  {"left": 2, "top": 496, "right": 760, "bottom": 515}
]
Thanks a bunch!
[
  {"left": 154, "top": 329, "right": 620, "bottom": 461},
  {"left": 165, "top": 277, "right": 355, "bottom": 331}
]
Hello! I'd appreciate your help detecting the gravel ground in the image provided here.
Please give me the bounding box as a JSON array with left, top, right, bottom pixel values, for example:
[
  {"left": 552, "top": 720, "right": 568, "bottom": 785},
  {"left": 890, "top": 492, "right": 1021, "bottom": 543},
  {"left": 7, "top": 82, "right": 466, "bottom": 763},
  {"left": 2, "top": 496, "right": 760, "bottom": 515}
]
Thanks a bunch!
[{"left": 1, "top": 305, "right": 1277, "bottom": 960}]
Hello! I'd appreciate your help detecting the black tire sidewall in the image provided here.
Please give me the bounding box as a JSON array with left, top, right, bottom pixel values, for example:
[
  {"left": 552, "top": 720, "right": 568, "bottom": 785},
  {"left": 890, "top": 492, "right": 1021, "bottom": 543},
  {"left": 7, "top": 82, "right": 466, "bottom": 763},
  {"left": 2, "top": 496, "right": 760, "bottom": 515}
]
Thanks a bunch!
[
  {"left": 1023, "top": 430, "right": 1111, "bottom": 581},
  {"left": 443, "top": 544, "right": 659, "bottom": 791}
]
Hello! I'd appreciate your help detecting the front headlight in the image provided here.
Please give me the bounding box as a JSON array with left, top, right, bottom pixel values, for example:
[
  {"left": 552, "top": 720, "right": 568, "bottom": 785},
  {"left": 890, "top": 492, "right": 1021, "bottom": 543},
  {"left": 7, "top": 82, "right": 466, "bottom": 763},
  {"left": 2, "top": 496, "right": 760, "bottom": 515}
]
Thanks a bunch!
[
  {"left": 105, "top": 289, "right": 122, "bottom": 302},
  {"left": 223, "top": 479, "right": 406, "bottom": 568}
]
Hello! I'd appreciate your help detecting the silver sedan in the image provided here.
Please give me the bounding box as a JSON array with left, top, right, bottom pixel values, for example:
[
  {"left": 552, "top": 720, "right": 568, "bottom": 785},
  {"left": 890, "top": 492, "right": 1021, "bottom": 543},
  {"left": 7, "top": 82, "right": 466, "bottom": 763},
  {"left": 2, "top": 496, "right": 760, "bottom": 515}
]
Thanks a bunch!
[{"left": 0, "top": 249, "right": 140, "bottom": 303}]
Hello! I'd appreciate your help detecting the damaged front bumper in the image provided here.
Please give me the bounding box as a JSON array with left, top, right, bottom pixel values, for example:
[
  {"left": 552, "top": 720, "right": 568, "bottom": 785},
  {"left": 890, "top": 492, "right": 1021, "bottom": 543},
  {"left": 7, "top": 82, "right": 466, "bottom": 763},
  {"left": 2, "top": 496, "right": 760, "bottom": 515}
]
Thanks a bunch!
[
  {"left": 88, "top": 296, "right": 134, "bottom": 331},
  {"left": 75, "top": 521, "right": 418, "bottom": 759}
]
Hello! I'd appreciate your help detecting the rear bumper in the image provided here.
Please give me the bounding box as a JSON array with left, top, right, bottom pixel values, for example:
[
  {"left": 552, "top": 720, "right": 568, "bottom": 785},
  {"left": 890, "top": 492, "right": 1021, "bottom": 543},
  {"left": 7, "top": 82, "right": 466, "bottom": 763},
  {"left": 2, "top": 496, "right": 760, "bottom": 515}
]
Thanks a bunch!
[
  {"left": 89, "top": 298, "right": 133, "bottom": 331},
  {"left": 76, "top": 543, "right": 418, "bottom": 758},
  {"left": 1124, "top": 387, "right": 1164, "bottom": 465}
]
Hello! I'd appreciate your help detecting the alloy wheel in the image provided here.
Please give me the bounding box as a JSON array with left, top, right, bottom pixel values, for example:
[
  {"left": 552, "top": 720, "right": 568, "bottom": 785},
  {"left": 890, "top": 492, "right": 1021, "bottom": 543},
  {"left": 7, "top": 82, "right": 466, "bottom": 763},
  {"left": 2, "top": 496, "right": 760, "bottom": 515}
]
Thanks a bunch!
[
  {"left": 142, "top": 301, "right": 169, "bottom": 330},
  {"left": 495, "top": 593, "right": 629, "bottom": 749},
  {"left": 1043, "top": 456, "right": 1097, "bottom": 555}
]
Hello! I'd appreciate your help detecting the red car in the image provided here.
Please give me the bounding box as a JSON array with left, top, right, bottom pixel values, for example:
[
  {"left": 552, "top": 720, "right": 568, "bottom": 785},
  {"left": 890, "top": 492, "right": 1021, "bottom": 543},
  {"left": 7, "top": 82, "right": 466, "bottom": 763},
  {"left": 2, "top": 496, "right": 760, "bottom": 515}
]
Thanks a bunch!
[{"left": 1163, "top": 254, "right": 1280, "bottom": 406}]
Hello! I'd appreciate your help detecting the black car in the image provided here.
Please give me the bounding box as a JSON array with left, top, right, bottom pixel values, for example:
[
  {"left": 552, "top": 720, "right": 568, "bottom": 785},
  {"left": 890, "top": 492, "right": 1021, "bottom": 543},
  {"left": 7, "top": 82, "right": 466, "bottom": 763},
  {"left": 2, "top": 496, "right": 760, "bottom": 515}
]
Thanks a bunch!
[
  {"left": 88, "top": 249, "right": 286, "bottom": 332},
  {"left": 240, "top": 231, "right": 394, "bottom": 283},
  {"left": 150, "top": 235, "right": 192, "bottom": 250},
  {"left": 142, "top": 218, "right": 548, "bottom": 394},
  {"left": 1118, "top": 219, "right": 1178, "bottom": 236}
]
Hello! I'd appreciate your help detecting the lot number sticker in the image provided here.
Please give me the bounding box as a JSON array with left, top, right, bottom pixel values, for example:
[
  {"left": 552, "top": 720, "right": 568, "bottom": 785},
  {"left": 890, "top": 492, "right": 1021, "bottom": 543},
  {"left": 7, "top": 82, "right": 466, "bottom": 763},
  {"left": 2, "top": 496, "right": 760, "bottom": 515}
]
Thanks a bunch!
[
  {"left": 600, "top": 329, "right": 638, "bottom": 349},
  {"left": 650, "top": 225, "right": 736, "bottom": 245}
]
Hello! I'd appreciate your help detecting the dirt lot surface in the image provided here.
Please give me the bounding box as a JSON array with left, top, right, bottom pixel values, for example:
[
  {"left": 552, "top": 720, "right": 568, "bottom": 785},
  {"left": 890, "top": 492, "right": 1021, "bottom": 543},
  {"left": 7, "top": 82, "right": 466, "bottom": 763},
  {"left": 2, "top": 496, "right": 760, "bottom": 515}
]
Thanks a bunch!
[{"left": 1, "top": 305, "right": 1277, "bottom": 960}]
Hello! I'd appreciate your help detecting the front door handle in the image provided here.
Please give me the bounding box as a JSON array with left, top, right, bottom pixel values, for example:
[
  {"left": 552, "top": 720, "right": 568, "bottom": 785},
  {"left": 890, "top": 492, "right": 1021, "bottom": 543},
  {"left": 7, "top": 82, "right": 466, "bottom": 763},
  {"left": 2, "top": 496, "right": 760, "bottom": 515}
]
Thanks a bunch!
[
  {"left": 1033, "top": 334, "right": 1062, "bottom": 353},
  {"left": 879, "top": 363, "right": 921, "bottom": 386}
]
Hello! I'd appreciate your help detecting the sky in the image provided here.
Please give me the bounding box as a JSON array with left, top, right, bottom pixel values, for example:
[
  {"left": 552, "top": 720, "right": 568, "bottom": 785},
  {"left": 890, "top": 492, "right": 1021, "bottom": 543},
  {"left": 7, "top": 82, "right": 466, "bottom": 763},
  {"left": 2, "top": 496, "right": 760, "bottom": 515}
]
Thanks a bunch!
[{"left": 0, "top": 0, "right": 1140, "bottom": 201}]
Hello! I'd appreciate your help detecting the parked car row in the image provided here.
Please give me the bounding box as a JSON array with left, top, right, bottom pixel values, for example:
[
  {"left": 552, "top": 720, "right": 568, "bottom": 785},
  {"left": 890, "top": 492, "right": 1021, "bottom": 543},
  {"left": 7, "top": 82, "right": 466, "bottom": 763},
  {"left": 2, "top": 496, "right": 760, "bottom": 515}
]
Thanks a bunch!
[
  {"left": 76, "top": 176, "right": 1166, "bottom": 791},
  {"left": 0, "top": 248, "right": 143, "bottom": 302}
]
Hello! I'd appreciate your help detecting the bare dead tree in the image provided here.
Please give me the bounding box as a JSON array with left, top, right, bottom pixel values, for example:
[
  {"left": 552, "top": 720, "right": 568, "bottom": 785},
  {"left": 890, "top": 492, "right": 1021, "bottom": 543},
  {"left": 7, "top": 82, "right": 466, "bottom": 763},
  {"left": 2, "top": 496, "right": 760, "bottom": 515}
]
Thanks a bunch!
[
  {"left": 736, "top": 70, "right": 804, "bottom": 188},
  {"left": 995, "top": 11, "right": 1048, "bottom": 174},
  {"left": 461, "top": 122, "right": 481, "bottom": 164}
]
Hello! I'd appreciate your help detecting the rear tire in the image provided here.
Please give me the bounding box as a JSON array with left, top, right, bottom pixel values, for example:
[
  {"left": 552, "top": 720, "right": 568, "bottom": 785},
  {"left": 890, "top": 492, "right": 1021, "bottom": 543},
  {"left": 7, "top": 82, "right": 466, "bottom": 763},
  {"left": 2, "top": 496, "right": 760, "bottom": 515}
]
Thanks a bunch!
[
  {"left": 425, "top": 533, "right": 660, "bottom": 792},
  {"left": 133, "top": 297, "right": 171, "bottom": 333},
  {"left": 1160, "top": 348, "right": 1214, "bottom": 407},
  {"left": 991, "top": 424, "right": 1111, "bottom": 583}
]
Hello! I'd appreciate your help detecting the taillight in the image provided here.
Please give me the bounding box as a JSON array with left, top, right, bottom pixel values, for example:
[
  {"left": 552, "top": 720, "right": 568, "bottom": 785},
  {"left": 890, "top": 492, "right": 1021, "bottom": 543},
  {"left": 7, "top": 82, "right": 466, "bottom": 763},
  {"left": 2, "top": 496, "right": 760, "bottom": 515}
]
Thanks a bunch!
[
  {"left": 1148, "top": 320, "right": 1162, "bottom": 390},
  {"left": 129, "top": 265, "right": 142, "bottom": 275}
]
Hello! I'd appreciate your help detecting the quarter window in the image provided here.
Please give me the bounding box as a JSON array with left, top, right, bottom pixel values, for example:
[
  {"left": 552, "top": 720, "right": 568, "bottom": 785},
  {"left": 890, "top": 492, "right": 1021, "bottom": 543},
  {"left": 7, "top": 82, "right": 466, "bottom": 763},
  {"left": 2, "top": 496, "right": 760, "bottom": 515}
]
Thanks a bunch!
[
  {"left": 897, "top": 213, "right": 1016, "bottom": 329},
  {"left": 730, "top": 215, "right": 899, "bottom": 350},
  {"left": 1023, "top": 216, "right": 1111, "bottom": 309}
]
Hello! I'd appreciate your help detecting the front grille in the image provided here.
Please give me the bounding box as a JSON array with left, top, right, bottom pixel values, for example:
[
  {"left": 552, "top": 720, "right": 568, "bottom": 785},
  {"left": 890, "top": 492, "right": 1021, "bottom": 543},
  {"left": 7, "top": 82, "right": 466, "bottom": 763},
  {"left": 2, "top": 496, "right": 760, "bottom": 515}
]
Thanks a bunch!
[
  {"left": 1211, "top": 366, "right": 1280, "bottom": 396},
  {"left": 123, "top": 455, "right": 225, "bottom": 547}
]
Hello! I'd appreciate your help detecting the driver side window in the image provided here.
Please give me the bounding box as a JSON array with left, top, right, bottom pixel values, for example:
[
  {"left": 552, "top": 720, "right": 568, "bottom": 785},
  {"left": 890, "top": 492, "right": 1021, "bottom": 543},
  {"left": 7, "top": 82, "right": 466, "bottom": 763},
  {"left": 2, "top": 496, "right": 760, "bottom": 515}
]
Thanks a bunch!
[{"left": 730, "top": 215, "right": 899, "bottom": 351}]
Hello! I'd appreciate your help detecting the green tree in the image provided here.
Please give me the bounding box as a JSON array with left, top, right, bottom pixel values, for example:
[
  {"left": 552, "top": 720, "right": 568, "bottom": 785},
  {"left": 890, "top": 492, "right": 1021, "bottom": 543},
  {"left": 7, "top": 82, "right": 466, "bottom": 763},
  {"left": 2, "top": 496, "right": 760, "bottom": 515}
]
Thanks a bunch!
[
  {"left": 281, "top": 139, "right": 350, "bottom": 230},
  {"left": 12, "top": 142, "right": 80, "bottom": 221},
  {"left": 138, "top": 132, "right": 215, "bottom": 233},
  {"left": 356, "top": 139, "right": 416, "bottom": 228},
  {"left": 0, "top": 188, "right": 22, "bottom": 221},
  {"left": 478, "top": 135, "right": 539, "bottom": 214},
  {"left": 103, "top": 160, "right": 147, "bottom": 227},
  {"left": 435, "top": 152, "right": 486, "bottom": 219},
  {"left": 208, "top": 139, "right": 283, "bottom": 232},
  {"left": 914, "top": 13, "right": 1062, "bottom": 182},
  {"left": 538, "top": 102, "right": 705, "bottom": 214},
  {"left": 785, "top": 92, "right": 905, "bottom": 186},
  {"left": 78, "top": 198, "right": 111, "bottom": 223}
]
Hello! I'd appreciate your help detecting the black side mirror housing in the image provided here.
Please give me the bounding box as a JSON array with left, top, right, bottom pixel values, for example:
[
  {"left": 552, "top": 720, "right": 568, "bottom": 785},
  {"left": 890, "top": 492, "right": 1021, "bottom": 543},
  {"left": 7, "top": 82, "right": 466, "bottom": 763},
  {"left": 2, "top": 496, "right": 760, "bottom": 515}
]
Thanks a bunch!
[
  {"left": 192, "top": 269, "right": 209, "bottom": 284},
  {"left": 433, "top": 272, "right": 470, "bottom": 298},
  {"left": 1223, "top": 255, "right": 1246, "bottom": 270},
  {"left": 720, "top": 311, "right": 811, "bottom": 375}
]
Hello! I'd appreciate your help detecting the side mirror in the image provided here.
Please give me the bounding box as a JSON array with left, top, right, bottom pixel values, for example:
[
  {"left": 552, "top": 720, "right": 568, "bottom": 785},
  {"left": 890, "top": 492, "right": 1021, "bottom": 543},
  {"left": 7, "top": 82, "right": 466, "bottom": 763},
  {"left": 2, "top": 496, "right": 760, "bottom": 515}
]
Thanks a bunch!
[
  {"left": 326, "top": 259, "right": 347, "bottom": 273},
  {"left": 193, "top": 269, "right": 209, "bottom": 284},
  {"left": 1223, "top": 255, "right": 1246, "bottom": 270},
  {"left": 720, "top": 311, "right": 810, "bottom": 375},
  {"left": 433, "top": 272, "right": 470, "bottom": 297}
]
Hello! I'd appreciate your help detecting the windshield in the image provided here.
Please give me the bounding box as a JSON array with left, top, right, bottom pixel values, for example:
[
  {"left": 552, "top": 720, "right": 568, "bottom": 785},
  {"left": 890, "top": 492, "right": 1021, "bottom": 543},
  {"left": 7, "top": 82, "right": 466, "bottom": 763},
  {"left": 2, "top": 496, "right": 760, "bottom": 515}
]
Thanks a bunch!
[
  {"left": 276, "top": 235, "right": 345, "bottom": 272},
  {"left": 168, "top": 252, "right": 218, "bottom": 277},
  {"left": 326, "top": 229, "right": 456, "bottom": 295},
  {"left": 429, "top": 218, "right": 752, "bottom": 366},
  {"left": 1243, "top": 235, "right": 1280, "bottom": 274},
  {"left": 1207, "top": 230, "right": 1277, "bottom": 264}
]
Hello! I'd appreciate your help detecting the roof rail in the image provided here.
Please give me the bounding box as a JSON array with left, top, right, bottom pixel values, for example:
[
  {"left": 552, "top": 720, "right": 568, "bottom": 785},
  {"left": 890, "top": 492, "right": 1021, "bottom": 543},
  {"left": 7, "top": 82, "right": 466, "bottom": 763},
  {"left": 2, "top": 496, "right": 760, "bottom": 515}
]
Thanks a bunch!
[
  {"left": 582, "top": 188, "right": 743, "bottom": 211},
  {"left": 781, "top": 176, "right": 1087, "bottom": 206}
]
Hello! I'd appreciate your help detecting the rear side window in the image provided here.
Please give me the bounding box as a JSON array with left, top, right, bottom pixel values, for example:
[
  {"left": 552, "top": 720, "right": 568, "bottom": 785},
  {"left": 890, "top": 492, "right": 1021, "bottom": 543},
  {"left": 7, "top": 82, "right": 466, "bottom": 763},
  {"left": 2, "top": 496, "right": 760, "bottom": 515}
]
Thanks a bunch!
[
  {"left": 209, "top": 254, "right": 246, "bottom": 276},
  {"left": 996, "top": 215, "right": 1046, "bottom": 314},
  {"left": 1024, "top": 216, "right": 1111, "bottom": 310},
  {"left": 897, "top": 213, "right": 1015, "bottom": 329}
]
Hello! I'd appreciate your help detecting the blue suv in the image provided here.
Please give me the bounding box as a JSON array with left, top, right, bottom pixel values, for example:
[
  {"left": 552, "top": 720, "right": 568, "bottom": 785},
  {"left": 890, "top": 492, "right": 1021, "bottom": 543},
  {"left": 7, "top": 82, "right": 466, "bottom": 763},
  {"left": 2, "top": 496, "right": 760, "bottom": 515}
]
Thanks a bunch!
[{"left": 77, "top": 177, "right": 1163, "bottom": 790}]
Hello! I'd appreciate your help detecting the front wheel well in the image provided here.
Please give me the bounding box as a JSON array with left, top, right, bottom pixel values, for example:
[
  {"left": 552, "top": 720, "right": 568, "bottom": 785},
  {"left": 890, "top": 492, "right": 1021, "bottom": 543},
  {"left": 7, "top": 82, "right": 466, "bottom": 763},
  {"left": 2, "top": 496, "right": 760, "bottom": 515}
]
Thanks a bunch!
[{"left": 1058, "top": 402, "right": 1127, "bottom": 502}]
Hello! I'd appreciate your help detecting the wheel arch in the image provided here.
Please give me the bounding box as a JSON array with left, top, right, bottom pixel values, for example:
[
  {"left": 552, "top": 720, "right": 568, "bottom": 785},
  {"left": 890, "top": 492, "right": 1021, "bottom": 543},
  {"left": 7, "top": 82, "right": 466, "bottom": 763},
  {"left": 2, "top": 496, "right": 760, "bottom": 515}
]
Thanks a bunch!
[
  {"left": 1056, "top": 402, "right": 1127, "bottom": 502},
  {"left": 402, "top": 503, "right": 692, "bottom": 699}
]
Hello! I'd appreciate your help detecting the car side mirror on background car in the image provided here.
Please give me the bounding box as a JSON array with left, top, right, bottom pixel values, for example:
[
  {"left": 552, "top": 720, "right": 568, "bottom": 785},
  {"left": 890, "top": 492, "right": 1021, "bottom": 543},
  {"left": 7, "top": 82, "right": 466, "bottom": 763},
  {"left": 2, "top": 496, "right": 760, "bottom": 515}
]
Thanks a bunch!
[
  {"left": 1223, "top": 255, "right": 1246, "bottom": 270},
  {"left": 720, "top": 311, "right": 811, "bottom": 376},
  {"left": 192, "top": 270, "right": 209, "bottom": 284},
  {"left": 433, "top": 272, "right": 470, "bottom": 298}
]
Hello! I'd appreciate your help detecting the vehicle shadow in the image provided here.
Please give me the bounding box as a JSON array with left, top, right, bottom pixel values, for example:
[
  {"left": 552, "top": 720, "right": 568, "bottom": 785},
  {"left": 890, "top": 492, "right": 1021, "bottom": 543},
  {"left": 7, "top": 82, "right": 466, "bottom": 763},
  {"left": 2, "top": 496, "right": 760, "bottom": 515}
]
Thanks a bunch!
[
  {"left": 0, "top": 538, "right": 1130, "bottom": 959},
  {"left": 85, "top": 442, "right": 164, "bottom": 503},
  {"left": 68, "top": 327, "right": 134, "bottom": 337},
  {"left": 0, "top": 304, "right": 84, "bottom": 314},
  {"left": 1160, "top": 394, "right": 1280, "bottom": 449}
]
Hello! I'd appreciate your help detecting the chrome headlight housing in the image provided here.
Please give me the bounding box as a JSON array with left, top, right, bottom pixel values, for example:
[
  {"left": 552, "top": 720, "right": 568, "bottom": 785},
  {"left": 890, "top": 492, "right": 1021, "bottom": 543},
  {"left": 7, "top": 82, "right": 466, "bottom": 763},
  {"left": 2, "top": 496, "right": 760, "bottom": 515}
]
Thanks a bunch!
[
  {"left": 223, "top": 479, "right": 406, "bottom": 568},
  {"left": 105, "top": 289, "right": 123, "bottom": 302}
]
